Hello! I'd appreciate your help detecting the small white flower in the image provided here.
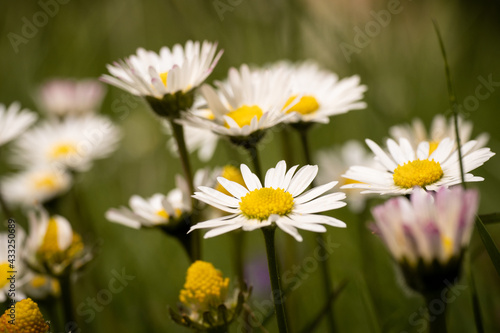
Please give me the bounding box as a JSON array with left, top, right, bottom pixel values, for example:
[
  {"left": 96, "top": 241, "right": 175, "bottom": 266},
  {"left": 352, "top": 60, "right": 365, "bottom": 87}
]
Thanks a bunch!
[
  {"left": 0, "top": 102, "right": 38, "bottom": 146},
  {"left": 316, "top": 140, "right": 378, "bottom": 213},
  {"left": 190, "top": 160, "right": 347, "bottom": 241},
  {"left": 371, "top": 186, "right": 479, "bottom": 266},
  {"left": 180, "top": 64, "right": 295, "bottom": 138},
  {"left": 2, "top": 167, "right": 72, "bottom": 207},
  {"left": 36, "top": 78, "right": 106, "bottom": 117},
  {"left": 105, "top": 173, "right": 198, "bottom": 229},
  {"left": 342, "top": 137, "right": 495, "bottom": 195},
  {"left": 268, "top": 61, "right": 367, "bottom": 123},
  {"left": 22, "top": 274, "right": 60, "bottom": 300},
  {"left": 0, "top": 230, "right": 27, "bottom": 302},
  {"left": 101, "top": 40, "right": 223, "bottom": 99},
  {"left": 389, "top": 114, "right": 489, "bottom": 153},
  {"left": 11, "top": 115, "right": 121, "bottom": 172}
]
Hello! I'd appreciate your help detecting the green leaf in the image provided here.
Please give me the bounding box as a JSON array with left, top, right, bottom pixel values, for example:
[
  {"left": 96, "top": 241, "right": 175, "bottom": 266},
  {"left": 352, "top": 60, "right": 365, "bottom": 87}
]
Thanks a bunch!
[
  {"left": 479, "top": 213, "right": 500, "bottom": 224},
  {"left": 475, "top": 215, "right": 500, "bottom": 277}
]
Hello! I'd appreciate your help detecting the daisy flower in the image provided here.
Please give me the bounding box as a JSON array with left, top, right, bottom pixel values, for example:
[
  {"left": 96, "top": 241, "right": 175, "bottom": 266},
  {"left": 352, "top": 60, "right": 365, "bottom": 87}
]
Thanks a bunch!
[
  {"left": 371, "top": 187, "right": 478, "bottom": 293},
  {"left": 190, "top": 160, "right": 347, "bottom": 241},
  {"left": 11, "top": 115, "right": 121, "bottom": 172},
  {"left": 100, "top": 40, "right": 223, "bottom": 99},
  {"left": 36, "top": 78, "right": 106, "bottom": 117},
  {"left": 342, "top": 137, "right": 495, "bottom": 195},
  {"left": 180, "top": 65, "right": 295, "bottom": 141},
  {"left": 316, "top": 140, "right": 378, "bottom": 212},
  {"left": 389, "top": 114, "right": 489, "bottom": 153},
  {"left": 22, "top": 274, "right": 60, "bottom": 300},
  {"left": 2, "top": 167, "right": 72, "bottom": 207},
  {"left": 25, "top": 208, "right": 87, "bottom": 276},
  {"left": 105, "top": 170, "right": 211, "bottom": 229},
  {"left": 0, "top": 102, "right": 38, "bottom": 146},
  {"left": 268, "top": 61, "right": 367, "bottom": 124}
]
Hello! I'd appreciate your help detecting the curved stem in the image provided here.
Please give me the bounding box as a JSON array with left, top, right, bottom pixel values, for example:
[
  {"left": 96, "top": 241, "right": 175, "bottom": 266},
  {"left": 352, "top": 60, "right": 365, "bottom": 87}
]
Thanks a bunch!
[
  {"left": 424, "top": 291, "right": 448, "bottom": 333},
  {"left": 58, "top": 273, "right": 77, "bottom": 332},
  {"left": 262, "top": 227, "right": 289, "bottom": 333}
]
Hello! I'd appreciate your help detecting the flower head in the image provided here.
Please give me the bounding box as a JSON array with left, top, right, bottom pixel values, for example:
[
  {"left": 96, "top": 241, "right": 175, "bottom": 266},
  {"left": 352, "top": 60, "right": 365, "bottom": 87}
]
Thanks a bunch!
[
  {"left": 269, "top": 61, "right": 367, "bottom": 124},
  {"left": 0, "top": 230, "right": 27, "bottom": 302},
  {"left": 0, "top": 102, "right": 37, "bottom": 146},
  {"left": 371, "top": 187, "right": 479, "bottom": 292},
  {"left": 11, "top": 115, "right": 121, "bottom": 172},
  {"left": 190, "top": 160, "right": 346, "bottom": 241},
  {"left": 180, "top": 65, "right": 294, "bottom": 142},
  {"left": 342, "top": 137, "right": 495, "bottom": 195},
  {"left": 0, "top": 298, "right": 49, "bottom": 333},
  {"left": 36, "top": 78, "right": 106, "bottom": 117},
  {"left": 101, "top": 40, "right": 223, "bottom": 99},
  {"left": 170, "top": 261, "right": 245, "bottom": 331}
]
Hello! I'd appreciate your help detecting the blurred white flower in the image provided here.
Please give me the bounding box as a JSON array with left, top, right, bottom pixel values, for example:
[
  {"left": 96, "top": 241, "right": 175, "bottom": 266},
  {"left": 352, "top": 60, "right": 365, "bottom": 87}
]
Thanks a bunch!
[
  {"left": 0, "top": 230, "right": 27, "bottom": 302},
  {"left": 0, "top": 102, "right": 37, "bottom": 146}
]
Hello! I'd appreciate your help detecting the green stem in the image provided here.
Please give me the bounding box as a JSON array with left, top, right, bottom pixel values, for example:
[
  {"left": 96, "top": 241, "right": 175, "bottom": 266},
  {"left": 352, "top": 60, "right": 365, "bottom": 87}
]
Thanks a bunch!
[
  {"left": 168, "top": 119, "right": 201, "bottom": 261},
  {"left": 424, "top": 292, "right": 448, "bottom": 333},
  {"left": 432, "top": 20, "right": 466, "bottom": 188},
  {"left": 297, "top": 126, "right": 337, "bottom": 332},
  {"left": 58, "top": 273, "right": 77, "bottom": 332},
  {"left": 245, "top": 144, "right": 262, "bottom": 180},
  {"left": 262, "top": 227, "right": 289, "bottom": 333},
  {"left": 233, "top": 231, "right": 245, "bottom": 288},
  {"left": 280, "top": 128, "right": 295, "bottom": 167}
]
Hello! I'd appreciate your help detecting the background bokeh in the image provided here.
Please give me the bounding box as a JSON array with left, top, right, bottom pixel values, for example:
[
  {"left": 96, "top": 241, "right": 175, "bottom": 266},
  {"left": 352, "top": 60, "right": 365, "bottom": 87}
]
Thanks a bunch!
[{"left": 1, "top": 0, "right": 500, "bottom": 332}]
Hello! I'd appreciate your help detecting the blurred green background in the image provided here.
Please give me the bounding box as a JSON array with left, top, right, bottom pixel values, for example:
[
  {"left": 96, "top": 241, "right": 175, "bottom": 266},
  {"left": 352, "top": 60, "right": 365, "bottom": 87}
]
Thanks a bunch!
[{"left": 1, "top": 0, "right": 500, "bottom": 332}]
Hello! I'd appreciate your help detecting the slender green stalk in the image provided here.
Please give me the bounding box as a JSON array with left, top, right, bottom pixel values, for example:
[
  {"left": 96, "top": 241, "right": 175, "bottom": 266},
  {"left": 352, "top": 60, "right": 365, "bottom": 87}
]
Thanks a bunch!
[
  {"left": 297, "top": 126, "right": 337, "bottom": 332},
  {"left": 424, "top": 292, "right": 448, "bottom": 333},
  {"left": 168, "top": 119, "right": 201, "bottom": 261},
  {"left": 432, "top": 20, "right": 466, "bottom": 188},
  {"left": 245, "top": 144, "right": 263, "bottom": 180},
  {"left": 58, "top": 273, "right": 77, "bottom": 333},
  {"left": 280, "top": 127, "right": 295, "bottom": 167},
  {"left": 262, "top": 227, "right": 289, "bottom": 333},
  {"left": 467, "top": 258, "right": 485, "bottom": 333}
]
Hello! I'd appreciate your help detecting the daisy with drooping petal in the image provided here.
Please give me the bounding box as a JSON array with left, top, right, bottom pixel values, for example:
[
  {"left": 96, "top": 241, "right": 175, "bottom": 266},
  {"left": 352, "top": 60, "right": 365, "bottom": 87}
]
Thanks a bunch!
[
  {"left": 190, "top": 160, "right": 347, "bottom": 241},
  {"left": 101, "top": 40, "right": 223, "bottom": 99},
  {"left": 25, "top": 208, "right": 86, "bottom": 276},
  {"left": 389, "top": 114, "right": 489, "bottom": 153},
  {"left": 180, "top": 65, "right": 295, "bottom": 141},
  {"left": 2, "top": 167, "right": 72, "bottom": 207},
  {"left": 371, "top": 186, "right": 478, "bottom": 292},
  {"left": 316, "top": 140, "right": 378, "bottom": 213},
  {"left": 342, "top": 137, "right": 495, "bottom": 195},
  {"left": 0, "top": 102, "right": 38, "bottom": 146},
  {"left": 11, "top": 115, "right": 121, "bottom": 172},
  {"left": 36, "top": 78, "right": 106, "bottom": 117},
  {"left": 269, "top": 61, "right": 367, "bottom": 124}
]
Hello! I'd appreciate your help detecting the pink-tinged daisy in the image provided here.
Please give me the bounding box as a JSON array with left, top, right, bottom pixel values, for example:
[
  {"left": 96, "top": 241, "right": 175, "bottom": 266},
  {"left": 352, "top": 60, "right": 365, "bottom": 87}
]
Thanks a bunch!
[
  {"left": 342, "top": 137, "right": 495, "bottom": 195},
  {"left": 180, "top": 65, "right": 295, "bottom": 140},
  {"left": 0, "top": 102, "right": 38, "bottom": 146},
  {"left": 36, "top": 78, "right": 106, "bottom": 117},
  {"left": 101, "top": 41, "right": 223, "bottom": 99},
  {"left": 189, "top": 160, "right": 346, "bottom": 241},
  {"left": 268, "top": 61, "right": 367, "bottom": 124}
]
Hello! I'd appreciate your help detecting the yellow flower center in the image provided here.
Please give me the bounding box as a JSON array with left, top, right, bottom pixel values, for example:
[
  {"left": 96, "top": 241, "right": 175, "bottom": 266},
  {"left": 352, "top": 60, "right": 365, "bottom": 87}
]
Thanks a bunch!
[
  {"left": 429, "top": 141, "right": 440, "bottom": 155},
  {"left": 216, "top": 165, "right": 246, "bottom": 197},
  {"left": 393, "top": 159, "right": 443, "bottom": 189},
  {"left": 0, "top": 298, "right": 49, "bottom": 333},
  {"left": 239, "top": 188, "right": 294, "bottom": 220},
  {"left": 179, "top": 261, "right": 229, "bottom": 311},
  {"left": 225, "top": 105, "right": 263, "bottom": 128},
  {"left": 284, "top": 95, "right": 320, "bottom": 115},
  {"left": 0, "top": 262, "right": 10, "bottom": 289},
  {"left": 160, "top": 72, "right": 168, "bottom": 86},
  {"left": 36, "top": 218, "right": 84, "bottom": 267},
  {"left": 30, "top": 275, "right": 48, "bottom": 289},
  {"left": 441, "top": 235, "right": 454, "bottom": 258},
  {"left": 49, "top": 143, "right": 78, "bottom": 159},
  {"left": 33, "top": 174, "right": 59, "bottom": 190},
  {"left": 156, "top": 210, "right": 169, "bottom": 219}
]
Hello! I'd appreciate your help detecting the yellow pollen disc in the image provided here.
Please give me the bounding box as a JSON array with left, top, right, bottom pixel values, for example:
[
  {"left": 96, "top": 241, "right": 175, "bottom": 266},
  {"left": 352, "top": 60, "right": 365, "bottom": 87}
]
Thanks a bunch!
[
  {"left": 156, "top": 209, "right": 169, "bottom": 219},
  {"left": 0, "top": 263, "right": 10, "bottom": 288},
  {"left": 179, "top": 260, "right": 229, "bottom": 311},
  {"left": 239, "top": 188, "right": 294, "bottom": 220},
  {"left": 0, "top": 298, "right": 49, "bottom": 333},
  {"left": 33, "top": 174, "right": 58, "bottom": 190},
  {"left": 284, "top": 95, "right": 320, "bottom": 115},
  {"left": 30, "top": 275, "right": 48, "bottom": 289},
  {"left": 160, "top": 72, "right": 168, "bottom": 86},
  {"left": 225, "top": 105, "right": 263, "bottom": 128},
  {"left": 441, "top": 235, "right": 454, "bottom": 258},
  {"left": 38, "top": 218, "right": 61, "bottom": 255},
  {"left": 216, "top": 165, "right": 246, "bottom": 197},
  {"left": 393, "top": 159, "right": 443, "bottom": 189},
  {"left": 429, "top": 141, "right": 440, "bottom": 155},
  {"left": 49, "top": 143, "right": 77, "bottom": 159}
]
